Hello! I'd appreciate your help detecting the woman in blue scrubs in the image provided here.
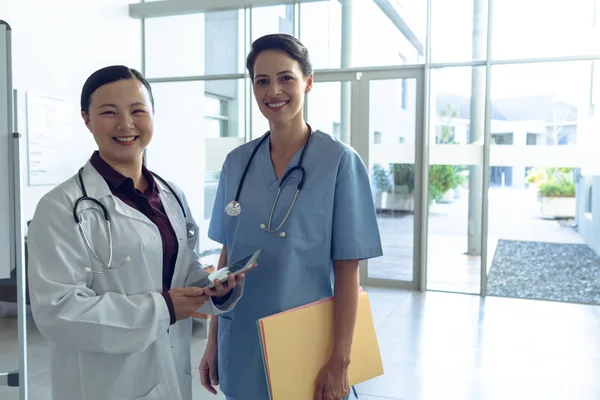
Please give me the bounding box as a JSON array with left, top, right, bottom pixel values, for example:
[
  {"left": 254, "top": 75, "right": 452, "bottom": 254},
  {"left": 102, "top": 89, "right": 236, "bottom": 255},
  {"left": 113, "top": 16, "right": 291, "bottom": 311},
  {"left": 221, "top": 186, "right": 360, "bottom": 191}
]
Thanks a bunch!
[{"left": 199, "top": 33, "right": 383, "bottom": 400}]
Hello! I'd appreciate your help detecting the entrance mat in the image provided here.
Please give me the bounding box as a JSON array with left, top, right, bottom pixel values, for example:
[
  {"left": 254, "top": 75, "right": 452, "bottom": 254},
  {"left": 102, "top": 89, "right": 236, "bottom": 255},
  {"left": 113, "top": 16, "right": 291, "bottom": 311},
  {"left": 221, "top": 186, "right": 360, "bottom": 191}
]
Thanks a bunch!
[{"left": 487, "top": 239, "right": 600, "bottom": 305}]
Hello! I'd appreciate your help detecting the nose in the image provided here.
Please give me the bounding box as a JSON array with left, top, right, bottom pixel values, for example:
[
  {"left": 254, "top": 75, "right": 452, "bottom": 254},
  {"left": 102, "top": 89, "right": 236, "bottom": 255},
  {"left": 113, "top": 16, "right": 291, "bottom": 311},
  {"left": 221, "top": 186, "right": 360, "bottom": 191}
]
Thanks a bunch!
[
  {"left": 266, "top": 81, "right": 282, "bottom": 97},
  {"left": 116, "top": 114, "right": 134, "bottom": 131}
]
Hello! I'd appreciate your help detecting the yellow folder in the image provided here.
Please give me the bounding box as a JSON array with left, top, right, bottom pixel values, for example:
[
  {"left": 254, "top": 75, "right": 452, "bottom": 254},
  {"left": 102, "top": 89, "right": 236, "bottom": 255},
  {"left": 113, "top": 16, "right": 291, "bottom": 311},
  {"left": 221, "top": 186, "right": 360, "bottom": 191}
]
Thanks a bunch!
[{"left": 257, "top": 289, "right": 384, "bottom": 400}]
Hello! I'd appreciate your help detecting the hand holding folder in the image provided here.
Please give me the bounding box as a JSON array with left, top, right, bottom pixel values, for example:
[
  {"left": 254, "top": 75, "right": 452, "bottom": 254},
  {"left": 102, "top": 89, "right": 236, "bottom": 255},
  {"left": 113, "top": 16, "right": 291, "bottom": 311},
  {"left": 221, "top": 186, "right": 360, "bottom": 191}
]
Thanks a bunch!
[{"left": 257, "top": 289, "right": 384, "bottom": 400}]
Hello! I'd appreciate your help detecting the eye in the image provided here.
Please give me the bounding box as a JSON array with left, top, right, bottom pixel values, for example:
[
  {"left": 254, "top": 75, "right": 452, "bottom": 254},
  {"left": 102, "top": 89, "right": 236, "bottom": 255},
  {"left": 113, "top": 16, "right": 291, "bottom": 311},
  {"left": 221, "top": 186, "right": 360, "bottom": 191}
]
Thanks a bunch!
[
  {"left": 101, "top": 110, "right": 116, "bottom": 115},
  {"left": 133, "top": 109, "right": 146, "bottom": 114},
  {"left": 255, "top": 79, "right": 267, "bottom": 85},
  {"left": 281, "top": 75, "right": 294, "bottom": 81}
]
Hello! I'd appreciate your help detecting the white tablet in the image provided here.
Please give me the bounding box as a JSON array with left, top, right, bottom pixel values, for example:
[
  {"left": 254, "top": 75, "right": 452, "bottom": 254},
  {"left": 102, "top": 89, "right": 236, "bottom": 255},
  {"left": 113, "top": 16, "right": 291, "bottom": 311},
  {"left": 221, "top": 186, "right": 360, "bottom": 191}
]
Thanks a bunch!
[{"left": 202, "top": 249, "right": 262, "bottom": 290}]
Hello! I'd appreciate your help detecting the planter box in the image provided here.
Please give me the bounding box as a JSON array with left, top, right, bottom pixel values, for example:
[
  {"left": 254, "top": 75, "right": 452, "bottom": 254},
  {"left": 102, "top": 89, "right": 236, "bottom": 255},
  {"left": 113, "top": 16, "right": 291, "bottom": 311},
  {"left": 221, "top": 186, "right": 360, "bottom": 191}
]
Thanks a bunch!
[
  {"left": 440, "top": 189, "right": 455, "bottom": 203},
  {"left": 540, "top": 196, "right": 576, "bottom": 218},
  {"left": 376, "top": 192, "right": 414, "bottom": 212}
]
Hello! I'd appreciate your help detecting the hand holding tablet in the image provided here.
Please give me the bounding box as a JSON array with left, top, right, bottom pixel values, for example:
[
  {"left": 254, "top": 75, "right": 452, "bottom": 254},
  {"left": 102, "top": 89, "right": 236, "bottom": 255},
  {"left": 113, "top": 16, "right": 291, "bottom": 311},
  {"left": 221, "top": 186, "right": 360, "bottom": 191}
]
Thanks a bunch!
[{"left": 192, "top": 249, "right": 262, "bottom": 292}]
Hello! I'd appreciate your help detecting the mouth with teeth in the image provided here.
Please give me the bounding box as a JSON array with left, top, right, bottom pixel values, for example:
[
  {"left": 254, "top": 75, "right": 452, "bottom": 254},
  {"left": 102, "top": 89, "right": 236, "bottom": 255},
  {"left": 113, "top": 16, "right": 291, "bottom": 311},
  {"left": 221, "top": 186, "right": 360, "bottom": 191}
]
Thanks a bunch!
[
  {"left": 266, "top": 100, "right": 289, "bottom": 111},
  {"left": 113, "top": 136, "right": 139, "bottom": 146}
]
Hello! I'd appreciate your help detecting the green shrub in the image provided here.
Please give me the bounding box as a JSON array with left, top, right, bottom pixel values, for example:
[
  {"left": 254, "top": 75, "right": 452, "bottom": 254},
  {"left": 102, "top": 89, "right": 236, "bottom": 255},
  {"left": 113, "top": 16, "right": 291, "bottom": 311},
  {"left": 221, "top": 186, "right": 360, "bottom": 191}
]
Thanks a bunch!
[
  {"left": 429, "top": 165, "right": 457, "bottom": 202},
  {"left": 538, "top": 180, "right": 575, "bottom": 197}
]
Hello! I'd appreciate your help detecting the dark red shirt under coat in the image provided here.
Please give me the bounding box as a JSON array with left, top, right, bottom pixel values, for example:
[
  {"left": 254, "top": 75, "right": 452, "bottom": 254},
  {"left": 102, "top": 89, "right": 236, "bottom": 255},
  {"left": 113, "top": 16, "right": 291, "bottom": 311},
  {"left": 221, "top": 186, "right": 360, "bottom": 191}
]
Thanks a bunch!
[{"left": 90, "top": 151, "right": 177, "bottom": 325}]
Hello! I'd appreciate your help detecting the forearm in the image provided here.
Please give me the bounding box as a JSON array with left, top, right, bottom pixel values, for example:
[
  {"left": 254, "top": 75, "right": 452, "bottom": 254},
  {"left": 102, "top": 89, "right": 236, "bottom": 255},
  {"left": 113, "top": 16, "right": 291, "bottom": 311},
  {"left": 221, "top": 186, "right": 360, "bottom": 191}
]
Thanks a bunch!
[
  {"left": 209, "top": 246, "right": 228, "bottom": 342},
  {"left": 331, "top": 260, "right": 360, "bottom": 366},
  {"left": 208, "top": 314, "right": 219, "bottom": 344},
  {"left": 211, "top": 245, "right": 232, "bottom": 306}
]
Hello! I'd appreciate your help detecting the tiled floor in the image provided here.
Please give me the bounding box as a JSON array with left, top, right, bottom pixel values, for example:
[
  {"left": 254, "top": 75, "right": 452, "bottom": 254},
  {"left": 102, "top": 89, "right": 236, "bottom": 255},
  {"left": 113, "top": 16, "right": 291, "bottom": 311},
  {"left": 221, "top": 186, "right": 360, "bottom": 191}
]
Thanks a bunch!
[{"left": 1, "top": 287, "right": 599, "bottom": 399}]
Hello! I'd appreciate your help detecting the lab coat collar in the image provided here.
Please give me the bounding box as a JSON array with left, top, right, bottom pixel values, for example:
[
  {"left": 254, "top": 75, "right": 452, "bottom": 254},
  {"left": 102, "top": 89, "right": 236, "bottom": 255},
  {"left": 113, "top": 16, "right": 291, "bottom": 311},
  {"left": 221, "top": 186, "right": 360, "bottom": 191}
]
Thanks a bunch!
[
  {"left": 80, "top": 160, "right": 186, "bottom": 235},
  {"left": 80, "top": 161, "right": 151, "bottom": 224},
  {"left": 80, "top": 160, "right": 115, "bottom": 200}
]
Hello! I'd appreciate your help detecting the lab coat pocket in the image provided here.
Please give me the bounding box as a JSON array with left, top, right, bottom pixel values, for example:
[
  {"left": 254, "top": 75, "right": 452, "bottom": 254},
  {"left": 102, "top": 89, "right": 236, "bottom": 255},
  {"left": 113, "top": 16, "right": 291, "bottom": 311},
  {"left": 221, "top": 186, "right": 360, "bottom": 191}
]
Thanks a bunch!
[{"left": 134, "top": 383, "right": 166, "bottom": 399}]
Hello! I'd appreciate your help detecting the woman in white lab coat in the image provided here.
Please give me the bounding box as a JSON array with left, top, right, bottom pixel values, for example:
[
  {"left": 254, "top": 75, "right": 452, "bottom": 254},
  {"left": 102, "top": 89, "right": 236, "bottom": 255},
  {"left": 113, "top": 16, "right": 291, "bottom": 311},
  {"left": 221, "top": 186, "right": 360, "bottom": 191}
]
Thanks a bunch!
[{"left": 27, "top": 65, "right": 244, "bottom": 400}]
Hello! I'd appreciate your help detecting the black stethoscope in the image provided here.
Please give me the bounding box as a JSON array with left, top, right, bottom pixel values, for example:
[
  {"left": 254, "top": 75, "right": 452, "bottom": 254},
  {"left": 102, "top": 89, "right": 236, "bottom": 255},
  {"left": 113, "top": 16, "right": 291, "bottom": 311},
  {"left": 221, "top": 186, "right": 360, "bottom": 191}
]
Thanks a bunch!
[
  {"left": 74, "top": 166, "right": 196, "bottom": 274},
  {"left": 225, "top": 123, "right": 313, "bottom": 237}
]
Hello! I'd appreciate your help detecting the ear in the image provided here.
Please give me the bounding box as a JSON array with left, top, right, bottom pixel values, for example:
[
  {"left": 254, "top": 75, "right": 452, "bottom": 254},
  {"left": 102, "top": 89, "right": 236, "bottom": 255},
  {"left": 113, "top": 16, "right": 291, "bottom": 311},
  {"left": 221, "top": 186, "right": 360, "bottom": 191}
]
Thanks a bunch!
[
  {"left": 305, "top": 74, "right": 314, "bottom": 94},
  {"left": 81, "top": 111, "right": 92, "bottom": 131}
]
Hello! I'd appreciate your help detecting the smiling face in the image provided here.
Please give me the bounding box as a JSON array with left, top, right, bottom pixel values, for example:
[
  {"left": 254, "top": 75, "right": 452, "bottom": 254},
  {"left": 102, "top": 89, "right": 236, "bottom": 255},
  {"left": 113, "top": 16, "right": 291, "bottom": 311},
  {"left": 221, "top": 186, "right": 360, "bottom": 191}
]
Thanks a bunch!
[
  {"left": 252, "top": 49, "right": 313, "bottom": 127},
  {"left": 81, "top": 78, "right": 154, "bottom": 166}
]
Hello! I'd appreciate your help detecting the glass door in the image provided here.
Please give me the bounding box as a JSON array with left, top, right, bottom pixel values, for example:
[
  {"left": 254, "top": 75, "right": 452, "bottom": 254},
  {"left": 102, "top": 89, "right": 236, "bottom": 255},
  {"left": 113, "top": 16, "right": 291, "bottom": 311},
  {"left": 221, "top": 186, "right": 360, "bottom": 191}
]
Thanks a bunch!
[
  {"left": 425, "top": 66, "right": 486, "bottom": 294},
  {"left": 305, "top": 71, "right": 357, "bottom": 146},
  {"left": 306, "top": 68, "right": 425, "bottom": 290},
  {"left": 358, "top": 68, "right": 426, "bottom": 289}
]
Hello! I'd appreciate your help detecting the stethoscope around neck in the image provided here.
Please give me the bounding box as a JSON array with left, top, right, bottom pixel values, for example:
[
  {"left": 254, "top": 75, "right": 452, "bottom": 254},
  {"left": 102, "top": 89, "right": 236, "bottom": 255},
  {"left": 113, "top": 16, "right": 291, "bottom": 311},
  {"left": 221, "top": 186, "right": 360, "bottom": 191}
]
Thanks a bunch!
[
  {"left": 225, "top": 123, "right": 313, "bottom": 237},
  {"left": 74, "top": 166, "right": 196, "bottom": 274}
]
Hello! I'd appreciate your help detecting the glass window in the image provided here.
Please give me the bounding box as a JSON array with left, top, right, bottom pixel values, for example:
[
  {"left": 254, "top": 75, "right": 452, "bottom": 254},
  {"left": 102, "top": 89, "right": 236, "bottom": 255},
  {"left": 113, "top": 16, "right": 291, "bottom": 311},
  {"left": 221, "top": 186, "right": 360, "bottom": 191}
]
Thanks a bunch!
[
  {"left": 487, "top": 61, "right": 592, "bottom": 276},
  {"left": 305, "top": 81, "right": 349, "bottom": 144},
  {"left": 300, "top": 0, "right": 342, "bottom": 69},
  {"left": 251, "top": 5, "right": 293, "bottom": 42},
  {"left": 374, "top": 131, "right": 382, "bottom": 144},
  {"left": 149, "top": 79, "right": 246, "bottom": 255},
  {"left": 144, "top": 10, "right": 245, "bottom": 78},
  {"left": 144, "top": 14, "right": 206, "bottom": 78},
  {"left": 492, "top": 0, "right": 600, "bottom": 59},
  {"left": 146, "top": 81, "right": 207, "bottom": 252},
  {"left": 431, "top": 0, "right": 487, "bottom": 62},
  {"left": 350, "top": 0, "right": 425, "bottom": 67}
]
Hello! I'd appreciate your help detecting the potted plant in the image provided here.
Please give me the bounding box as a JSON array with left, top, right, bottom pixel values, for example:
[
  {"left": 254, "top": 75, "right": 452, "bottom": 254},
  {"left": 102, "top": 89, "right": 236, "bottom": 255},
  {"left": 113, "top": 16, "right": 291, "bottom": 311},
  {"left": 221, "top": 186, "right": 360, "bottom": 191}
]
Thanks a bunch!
[
  {"left": 391, "top": 163, "right": 415, "bottom": 212},
  {"left": 372, "top": 163, "right": 392, "bottom": 209},
  {"left": 372, "top": 163, "right": 416, "bottom": 212},
  {"left": 527, "top": 167, "right": 576, "bottom": 217}
]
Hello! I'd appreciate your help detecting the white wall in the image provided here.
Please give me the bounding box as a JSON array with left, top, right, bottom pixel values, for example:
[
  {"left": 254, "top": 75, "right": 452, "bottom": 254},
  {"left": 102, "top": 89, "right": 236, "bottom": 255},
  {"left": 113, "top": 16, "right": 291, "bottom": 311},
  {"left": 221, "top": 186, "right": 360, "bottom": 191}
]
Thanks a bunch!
[
  {"left": 577, "top": 176, "right": 600, "bottom": 255},
  {"left": 3, "top": 0, "right": 141, "bottom": 223}
]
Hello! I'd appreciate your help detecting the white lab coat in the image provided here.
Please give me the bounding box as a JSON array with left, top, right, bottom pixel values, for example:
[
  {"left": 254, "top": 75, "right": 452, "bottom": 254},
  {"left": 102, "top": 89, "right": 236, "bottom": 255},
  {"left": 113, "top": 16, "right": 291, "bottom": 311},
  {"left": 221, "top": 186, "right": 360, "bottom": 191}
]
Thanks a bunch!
[{"left": 27, "top": 161, "right": 242, "bottom": 400}]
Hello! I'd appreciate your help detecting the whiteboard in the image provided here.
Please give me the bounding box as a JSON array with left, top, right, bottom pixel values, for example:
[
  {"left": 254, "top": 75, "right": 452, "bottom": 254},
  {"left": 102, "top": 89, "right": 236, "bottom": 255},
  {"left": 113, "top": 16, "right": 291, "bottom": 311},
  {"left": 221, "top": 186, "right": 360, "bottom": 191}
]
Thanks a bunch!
[
  {"left": 26, "top": 93, "right": 75, "bottom": 186},
  {"left": 0, "top": 20, "right": 13, "bottom": 279}
]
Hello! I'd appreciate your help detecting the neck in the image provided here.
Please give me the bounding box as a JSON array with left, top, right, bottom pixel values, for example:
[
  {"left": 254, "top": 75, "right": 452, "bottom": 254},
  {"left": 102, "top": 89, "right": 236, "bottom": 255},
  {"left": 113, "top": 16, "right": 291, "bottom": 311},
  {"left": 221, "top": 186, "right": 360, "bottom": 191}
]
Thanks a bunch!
[
  {"left": 269, "top": 115, "right": 309, "bottom": 156},
  {"left": 99, "top": 152, "right": 146, "bottom": 190}
]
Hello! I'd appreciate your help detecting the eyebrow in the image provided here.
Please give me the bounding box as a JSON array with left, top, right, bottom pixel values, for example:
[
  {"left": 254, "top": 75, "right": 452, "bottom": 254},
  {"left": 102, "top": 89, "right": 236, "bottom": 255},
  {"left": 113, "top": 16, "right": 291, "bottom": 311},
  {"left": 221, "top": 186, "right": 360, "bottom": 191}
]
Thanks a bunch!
[
  {"left": 254, "top": 70, "right": 296, "bottom": 79},
  {"left": 98, "top": 102, "right": 146, "bottom": 108}
]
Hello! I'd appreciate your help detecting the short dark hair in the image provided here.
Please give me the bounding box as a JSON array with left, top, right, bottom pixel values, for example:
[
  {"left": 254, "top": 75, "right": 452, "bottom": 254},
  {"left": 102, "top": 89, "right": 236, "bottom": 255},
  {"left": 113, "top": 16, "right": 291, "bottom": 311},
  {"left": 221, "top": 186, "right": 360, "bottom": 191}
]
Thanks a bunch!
[
  {"left": 80, "top": 65, "right": 154, "bottom": 113},
  {"left": 246, "top": 33, "right": 313, "bottom": 80}
]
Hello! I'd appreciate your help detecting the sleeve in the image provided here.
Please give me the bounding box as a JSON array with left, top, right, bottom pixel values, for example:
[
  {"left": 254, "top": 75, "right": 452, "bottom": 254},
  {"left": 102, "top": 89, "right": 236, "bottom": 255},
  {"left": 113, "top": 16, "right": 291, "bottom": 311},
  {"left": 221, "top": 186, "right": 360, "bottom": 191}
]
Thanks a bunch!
[
  {"left": 331, "top": 149, "right": 384, "bottom": 261},
  {"left": 27, "top": 196, "right": 171, "bottom": 354},
  {"left": 174, "top": 180, "right": 243, "bottom": 313},
  {"left": 161, "top": 291, "right": 176, "bottom": 325},
  {"left": 207, "top": 160, "right": 228, "bottom": 246}
]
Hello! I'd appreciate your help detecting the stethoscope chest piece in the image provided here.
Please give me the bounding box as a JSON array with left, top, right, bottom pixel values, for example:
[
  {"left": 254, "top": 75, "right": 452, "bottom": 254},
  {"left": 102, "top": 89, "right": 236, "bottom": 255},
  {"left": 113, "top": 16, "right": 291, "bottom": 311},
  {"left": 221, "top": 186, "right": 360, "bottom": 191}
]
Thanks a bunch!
[
  {"left": 186, "top": 222, "right": 197, "bottom": 238},
  {"left": 224, "top": 124, "right": 313, "bottom": 237},
  {"left": 225, "top": 200, "right": 241, "bottom": 216}
]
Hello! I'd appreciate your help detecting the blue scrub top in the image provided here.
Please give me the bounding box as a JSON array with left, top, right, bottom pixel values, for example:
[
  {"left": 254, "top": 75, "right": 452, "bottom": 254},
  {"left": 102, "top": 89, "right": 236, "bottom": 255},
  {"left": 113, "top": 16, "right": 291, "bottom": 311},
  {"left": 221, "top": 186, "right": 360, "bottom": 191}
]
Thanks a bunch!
[{"left": 208, "top": 130, "right": 383, "bottom": 400}]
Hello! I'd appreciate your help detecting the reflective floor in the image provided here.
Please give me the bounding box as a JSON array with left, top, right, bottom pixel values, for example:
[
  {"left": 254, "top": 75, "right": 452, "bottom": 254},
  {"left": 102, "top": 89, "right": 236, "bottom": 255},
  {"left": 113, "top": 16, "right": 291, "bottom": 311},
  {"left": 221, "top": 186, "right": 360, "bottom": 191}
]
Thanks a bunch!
[{"left": 0, "top": 287, "right": 599, "bottom": 399}]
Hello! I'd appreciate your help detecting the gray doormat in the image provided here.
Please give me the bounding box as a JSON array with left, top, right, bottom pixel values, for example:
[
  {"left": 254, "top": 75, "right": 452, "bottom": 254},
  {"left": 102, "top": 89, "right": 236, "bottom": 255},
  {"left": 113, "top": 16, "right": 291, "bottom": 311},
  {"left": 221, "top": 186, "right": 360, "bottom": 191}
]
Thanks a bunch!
[{"left": 487, "top": 239, "right": 600, "bottom": 305}]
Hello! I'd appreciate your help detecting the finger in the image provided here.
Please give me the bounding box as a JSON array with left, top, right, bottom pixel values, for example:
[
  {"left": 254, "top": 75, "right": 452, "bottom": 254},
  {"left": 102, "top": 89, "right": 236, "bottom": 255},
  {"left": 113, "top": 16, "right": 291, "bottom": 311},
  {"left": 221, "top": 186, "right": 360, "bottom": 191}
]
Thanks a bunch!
[
  {"left": 314, "top": 382, "right": 324, "bottom": 400},
  {"left": 235, "top": 273, "right": 245, "bottom": 281},
  {"left": 213, "top": 278, "right": 225, "bottom": 292},
  {"left": 200, "top": 364, "right": 216, "bottom": 394},
  {"left": 226, "top": 274, "right": 236, "bottom": 287},
  {"left": 182, "top": 287, "right": 204, "bottom": 297},
  {"left": 209, "top": 364, "right": 219, "bottom": 385},
  {"left": 323, "top": 390, "right": 336, "bottom": 400},
  {"left": 194, "top": 295, "right": 209, "bottom": 306}
]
